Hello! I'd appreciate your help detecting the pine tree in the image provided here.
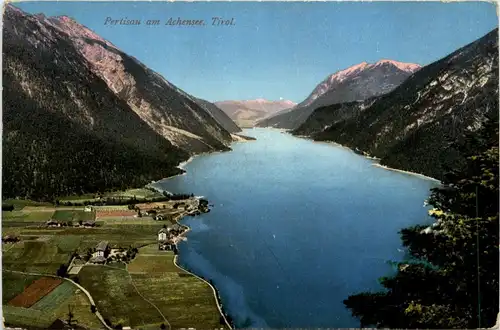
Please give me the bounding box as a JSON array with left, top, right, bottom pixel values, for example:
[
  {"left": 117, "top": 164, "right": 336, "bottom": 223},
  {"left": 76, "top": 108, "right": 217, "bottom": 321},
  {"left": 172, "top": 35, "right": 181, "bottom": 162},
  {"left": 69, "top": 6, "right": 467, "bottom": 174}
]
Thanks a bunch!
[{"left": 344, "top": 121, "right": 499, "bottom": 328}]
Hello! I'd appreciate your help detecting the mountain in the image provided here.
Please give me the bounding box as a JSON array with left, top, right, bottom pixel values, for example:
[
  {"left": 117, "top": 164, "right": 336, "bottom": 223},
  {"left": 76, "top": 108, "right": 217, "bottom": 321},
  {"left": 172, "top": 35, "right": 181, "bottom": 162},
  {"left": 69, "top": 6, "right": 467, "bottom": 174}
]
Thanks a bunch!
[
  {"left": 193, "top": 98, "right": 242, "bottom": 133},
  {"left": 215, "top": 99, "right": 296, "bottom": 127},
  {"left": 293, "top": 98, "right": 377, "bottom": 137},
  {"left": 306, "top": 28, "right": 499, "bottom": 180},
  {"left": 2, "top": 5, "right": 236, "bottom": 200},
  {"left": 257, "top": 60, "right": 421, "bottom": 129},
  {"left": 36, "top": 10, "right": 237, "bottom": 154}
]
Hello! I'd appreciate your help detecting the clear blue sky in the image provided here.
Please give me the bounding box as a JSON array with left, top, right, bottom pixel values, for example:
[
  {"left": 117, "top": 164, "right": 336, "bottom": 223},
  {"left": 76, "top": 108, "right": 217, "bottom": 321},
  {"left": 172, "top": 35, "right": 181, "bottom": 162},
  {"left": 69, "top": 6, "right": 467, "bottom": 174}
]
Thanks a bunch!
[{"left": 15, "top": 1, "right": 498, "bottom": 103}]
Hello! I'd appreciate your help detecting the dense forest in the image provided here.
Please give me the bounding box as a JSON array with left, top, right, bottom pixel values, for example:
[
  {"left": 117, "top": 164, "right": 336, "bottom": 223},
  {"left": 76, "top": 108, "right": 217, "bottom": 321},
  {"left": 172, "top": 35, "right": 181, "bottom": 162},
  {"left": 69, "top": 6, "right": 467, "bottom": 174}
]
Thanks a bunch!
[{"left": 344, "top": 119, "right": 499, "bottom": 328}]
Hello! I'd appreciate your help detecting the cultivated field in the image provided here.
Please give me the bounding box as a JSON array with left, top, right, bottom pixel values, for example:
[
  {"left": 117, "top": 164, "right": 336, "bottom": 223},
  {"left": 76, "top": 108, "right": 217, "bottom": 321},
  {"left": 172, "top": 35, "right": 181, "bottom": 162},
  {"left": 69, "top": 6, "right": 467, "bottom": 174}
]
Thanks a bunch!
[
  {"left": 2, "top": 271, "right": 102, "bottom": 329},
  {"left": 2, "top": 210, "right": 54, "bottom": 222},
  {"left": 31, "top": 281, "right": 76, "bottom": 311},
  {"left": 128, "top": 246, "right": 223, "bottom": 329},
  {"left": 78, "top": 266, "right": 165, "bottom": 327},
  {"left": 2, "top": 272, "right": 42, "bottom": 303},
  {"left": 96, "top": 209, "right": 137, "bottom": 218},
  {"left": 52, "top": 209, "right": 95, "bottom": 222},
  {"left": 8, "top": 277, "right": 62, "bottom": 307},
  {"left": 57, "top": 188, "right": 164, "bottom": 204},
  {"left": 3, "top": 240, "right": 71, "bottom": 274},
  {"left": 106, "top": 188, "right": 164, "bottom": 199},
  {"left": 2, "top": 197, "right": 223, "bottom": 329}
]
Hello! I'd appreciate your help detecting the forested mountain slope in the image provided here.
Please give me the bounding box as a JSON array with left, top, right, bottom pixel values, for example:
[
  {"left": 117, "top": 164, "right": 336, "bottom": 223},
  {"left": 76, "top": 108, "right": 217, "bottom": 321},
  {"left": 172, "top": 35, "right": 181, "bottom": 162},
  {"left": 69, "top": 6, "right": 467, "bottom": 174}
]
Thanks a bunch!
[
  {"left": 2, "top": 5, "right": 237, "bottom": 200},
  {"left": 310, "top": 29, "right": 499, "bottom": 180}
]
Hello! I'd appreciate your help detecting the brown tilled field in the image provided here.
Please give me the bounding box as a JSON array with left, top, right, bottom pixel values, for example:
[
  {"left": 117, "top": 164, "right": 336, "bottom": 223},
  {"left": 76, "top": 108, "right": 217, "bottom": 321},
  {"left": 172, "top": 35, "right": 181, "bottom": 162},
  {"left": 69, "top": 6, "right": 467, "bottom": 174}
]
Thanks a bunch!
[{"left": 8, "top": 277, "right": 63, "bottom": 308}]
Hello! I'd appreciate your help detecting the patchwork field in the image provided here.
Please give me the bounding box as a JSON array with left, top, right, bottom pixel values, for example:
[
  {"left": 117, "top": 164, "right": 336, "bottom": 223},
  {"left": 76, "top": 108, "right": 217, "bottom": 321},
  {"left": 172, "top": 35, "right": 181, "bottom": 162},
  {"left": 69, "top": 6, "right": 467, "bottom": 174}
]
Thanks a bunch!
[
  {"left": 2, "top": 199, "right": 224, "bottom": 329},
  {"left": 31, "top": 281, "right": 76, "bottom": 311},
  {"left": 2, "top": 271, "right": 102, "bottom": 329},
  {"left": 2, "top": 272, "right": 42, "bottom": 303},
  {"left": 8, "top": 277, "right": 63, "bottom": 307}
]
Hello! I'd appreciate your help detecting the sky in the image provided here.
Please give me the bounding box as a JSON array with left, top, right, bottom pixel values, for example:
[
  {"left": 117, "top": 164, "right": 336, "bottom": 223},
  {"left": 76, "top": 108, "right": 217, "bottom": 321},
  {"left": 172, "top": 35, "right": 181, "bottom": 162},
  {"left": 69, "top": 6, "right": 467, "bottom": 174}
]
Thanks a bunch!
[{"left": 14, "top": 1, "right": 499, "bottom": 103}]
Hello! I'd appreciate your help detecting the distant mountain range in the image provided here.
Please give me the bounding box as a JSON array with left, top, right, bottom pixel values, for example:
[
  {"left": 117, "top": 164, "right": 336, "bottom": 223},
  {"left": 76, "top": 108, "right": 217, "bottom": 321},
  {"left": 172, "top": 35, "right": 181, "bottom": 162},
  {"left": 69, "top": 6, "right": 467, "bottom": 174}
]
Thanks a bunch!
[
  {"left": 295, "top": 29, "right": 499, "bottom": 180},
  {"left": 2, "top": 5, "right": 240, "bottom": 200},
  {"left": 215, "top": 99, "right": 296, "bottom": 127},
  {"left": 257, "top": 60, "right": 421, "bottom": 129}
]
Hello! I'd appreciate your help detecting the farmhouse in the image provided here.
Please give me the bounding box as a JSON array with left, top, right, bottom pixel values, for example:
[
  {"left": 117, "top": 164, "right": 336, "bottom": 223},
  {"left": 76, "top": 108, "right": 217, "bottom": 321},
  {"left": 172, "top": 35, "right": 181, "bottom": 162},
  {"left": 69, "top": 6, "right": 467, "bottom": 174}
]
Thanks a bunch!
[
  {"left": 84, "top": 206, "right": 93, "bottom": 212},
  {"left": 155, "top": 214, "right": 164, "bottom": 221},
  {"left": 89, "top": 255, "right": 106, "bottom": 264},
  {"left": 158, "top": 228, "right": 168, "bottom": 242},
  {"left": 2, "top": 235, "right": 20, "bottom": 243},
  {"left": 170, "top": 224, "right": 182, "bottom": 233},
  {"left": 89, "top": 241, "right": 109, "bottom": 264},
  {"left": 95, "top": 241, "right": 109, "bottom": 257},
  {"left": 158, "top": 227, "right": 173, "bottom": 251},
  {"left": 146, "top": 209, "right": 157, "bottom": 216},
  {"left": 46, "top": 219, "right": 60, "bottom": 227},
  {"left": 82, "top": 220, "right": 96, "bottom": 228}
]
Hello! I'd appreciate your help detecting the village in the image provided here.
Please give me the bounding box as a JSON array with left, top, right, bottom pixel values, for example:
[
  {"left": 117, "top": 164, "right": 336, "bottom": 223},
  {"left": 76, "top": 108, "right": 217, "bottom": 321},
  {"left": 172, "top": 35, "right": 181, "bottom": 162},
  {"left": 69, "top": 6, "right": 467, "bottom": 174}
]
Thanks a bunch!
[{"left": 2, "top": 189, "right": 229, "bottom": 330}]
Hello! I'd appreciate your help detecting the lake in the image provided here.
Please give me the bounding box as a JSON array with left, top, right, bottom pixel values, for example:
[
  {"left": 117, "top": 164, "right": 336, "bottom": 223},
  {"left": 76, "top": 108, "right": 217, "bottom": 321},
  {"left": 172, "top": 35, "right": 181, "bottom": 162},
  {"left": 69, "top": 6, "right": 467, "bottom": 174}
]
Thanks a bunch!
[{"left": 153, "top": 128, "right": 438, "bottom": 328}]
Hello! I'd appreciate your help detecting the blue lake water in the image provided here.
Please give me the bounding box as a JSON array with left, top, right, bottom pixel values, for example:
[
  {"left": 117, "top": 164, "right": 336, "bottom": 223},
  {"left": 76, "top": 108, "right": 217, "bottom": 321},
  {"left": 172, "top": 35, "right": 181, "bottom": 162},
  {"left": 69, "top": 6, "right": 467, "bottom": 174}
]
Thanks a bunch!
[{"left": 154, "top": 128, "right": 438, "bottom": 328}]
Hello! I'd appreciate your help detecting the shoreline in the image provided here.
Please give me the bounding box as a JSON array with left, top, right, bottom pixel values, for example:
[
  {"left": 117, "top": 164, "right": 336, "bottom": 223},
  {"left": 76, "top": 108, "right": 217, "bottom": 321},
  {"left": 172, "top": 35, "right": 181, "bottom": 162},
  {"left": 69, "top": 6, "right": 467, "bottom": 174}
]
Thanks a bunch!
[
  {"left": 292, "top": 133, "right": 441, "bottom": 183},
  {"left": 151, "top": 145, "right": 241, "bottom": 329},
  {"left": 372, "top": 163, "right": 441, "bottom": 183},
  {"left": 172, "top": 211, "right": 234, "bottom": 329}
]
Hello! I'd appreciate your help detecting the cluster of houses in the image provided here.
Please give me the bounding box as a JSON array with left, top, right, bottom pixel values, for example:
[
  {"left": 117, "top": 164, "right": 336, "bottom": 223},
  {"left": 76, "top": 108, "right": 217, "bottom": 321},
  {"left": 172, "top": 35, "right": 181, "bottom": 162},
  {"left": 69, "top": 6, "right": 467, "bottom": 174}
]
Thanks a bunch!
[
  {"left": 157, "top": 224, "right": 183, "bottom": 250},
  {"left": 45, "top": 206, "right": 96, "bottom": 228},
  {"left": 2, "top": 235, "right": 20, "bottom": 243},
  {"left": 45, "top": 219, "right": 96, "bottom": 228}
]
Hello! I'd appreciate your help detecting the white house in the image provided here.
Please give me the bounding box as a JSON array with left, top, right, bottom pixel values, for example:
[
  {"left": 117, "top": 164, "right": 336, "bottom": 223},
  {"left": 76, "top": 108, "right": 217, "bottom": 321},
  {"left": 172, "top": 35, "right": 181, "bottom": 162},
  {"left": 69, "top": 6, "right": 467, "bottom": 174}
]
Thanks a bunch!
[{"left": 158, "top": 228, "right": 168, "bottom": 242}]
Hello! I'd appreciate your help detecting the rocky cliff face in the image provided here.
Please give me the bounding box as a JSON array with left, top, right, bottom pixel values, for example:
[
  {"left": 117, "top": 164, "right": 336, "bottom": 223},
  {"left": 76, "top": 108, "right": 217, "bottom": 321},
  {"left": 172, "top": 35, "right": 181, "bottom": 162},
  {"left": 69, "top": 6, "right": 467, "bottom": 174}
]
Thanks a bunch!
[
  {"left": 215, "top": 99, "right": 296, "bottom": 127},
  {"left": 257, "top": 60, "right": 421, "bottom": 129},
  {"left": 37, "top": 11, "right": 235, "bottom": 154},
  {"left": 2, "top": 5, "right": 236, "bottom": 199},
  {"left": 311, "top": 29, "right": 499, "bottom": 180}
]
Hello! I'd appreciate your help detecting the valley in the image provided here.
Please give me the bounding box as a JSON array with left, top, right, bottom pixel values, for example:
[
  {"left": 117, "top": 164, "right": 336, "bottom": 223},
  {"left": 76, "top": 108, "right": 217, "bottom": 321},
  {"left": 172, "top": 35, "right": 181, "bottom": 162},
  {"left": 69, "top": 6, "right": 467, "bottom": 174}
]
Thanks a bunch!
[{"left": 2, "top": 2, "right": 499, "bottom": 330}]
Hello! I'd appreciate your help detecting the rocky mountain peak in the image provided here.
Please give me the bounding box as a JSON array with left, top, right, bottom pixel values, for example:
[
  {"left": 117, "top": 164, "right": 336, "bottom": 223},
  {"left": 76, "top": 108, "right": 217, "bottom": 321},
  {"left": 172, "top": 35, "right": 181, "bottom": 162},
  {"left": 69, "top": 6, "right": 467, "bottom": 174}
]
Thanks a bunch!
[
  {"left": 373, "top": 59, "right": 421, "bottom": 73},
  {"left": 258, "top": 59, "right": 420, "bottom": 129}
]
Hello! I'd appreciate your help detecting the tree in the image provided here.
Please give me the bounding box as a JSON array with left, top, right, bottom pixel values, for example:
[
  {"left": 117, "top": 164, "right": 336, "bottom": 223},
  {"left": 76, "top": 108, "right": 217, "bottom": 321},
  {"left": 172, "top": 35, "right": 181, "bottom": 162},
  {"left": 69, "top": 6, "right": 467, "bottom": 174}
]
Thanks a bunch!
[
  {"left": 91, "top": 305, "right": 97, "bottom": 313},
  {"left": 160, "top": 323, "right": 166, "bottom": 329},
  {"left": 56, "top": 264, "right": 68, "bottom": 277},
  {"left": 344, "top": 122, "right": 499, "bottom": 328},
  {"left": 67, "top": 305, "right": 75, "bottom": 326}
]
